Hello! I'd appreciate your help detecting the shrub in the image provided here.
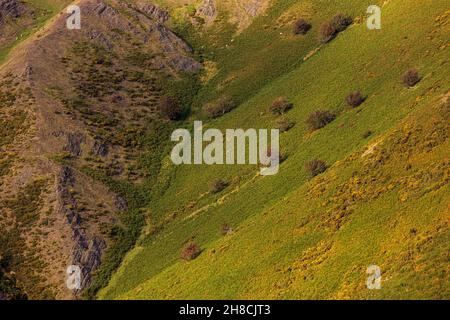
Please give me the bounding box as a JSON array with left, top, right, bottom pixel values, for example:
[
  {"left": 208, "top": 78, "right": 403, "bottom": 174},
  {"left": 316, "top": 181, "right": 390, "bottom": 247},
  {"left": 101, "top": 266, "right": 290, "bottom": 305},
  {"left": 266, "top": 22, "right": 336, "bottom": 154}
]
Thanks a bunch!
[
  {"left": 277, "top": 118, "right": 295, "bottom": 132},
  {"left": 157, "top": 96, "right": 184, "bottom": 121},
  {"left": 346, "top": 91, "right": 365, "bottom": 108},
  {"left": 305, "top": 110, "right": 336, "bottom": 131},
  {"left": 330, "top": 13, "right": 353, "bottom": 32},
  {"left": 180, "top": 242, "right": 201, "bottom": 261},
  {"left": 304, "top": 159, "right": 327, "bottom": 177},
  {"left": 269, "top": 97, "right": 294, "bottom": 115},
  {"left": 293, "top": 19, "right": 311, "bottom": 35},
  {"left": 318, "top": 22, "right": 335, "bottom": 43},
  {"left": 210, "top": 179, "right": 228, "bottom": 194},
  {"left": 203, "top": 96, "right": 236, "bottom": 118},
  {"left": 318, "top": 13, "right": 352, "bottom": 43},
  {"left": 402, "top": 69, "right": 420, "bottom": 87}
]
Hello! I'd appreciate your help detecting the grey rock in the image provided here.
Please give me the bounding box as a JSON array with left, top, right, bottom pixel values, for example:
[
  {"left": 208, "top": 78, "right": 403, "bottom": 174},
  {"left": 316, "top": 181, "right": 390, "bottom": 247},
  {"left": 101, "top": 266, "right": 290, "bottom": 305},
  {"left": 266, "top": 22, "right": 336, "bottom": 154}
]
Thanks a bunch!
[
  {"left": 92, "top": 140, "right": 109, "bottom": 157},
  {"left": 88, "top": 30, "right": 113, "bottom": 50},
  {"left": 64, "top": 132, "right": 85, "bottom": 157},
  {"left": 0, "top": 0, "right": 26, "bottom": 23},
  {"left": 197, "top": 0, "right": 216, "bottom": 20},
  {"left": 244, "top": 0, "right": 265, "bottom": 17},
  {"left": 137, "top": 2, "right": 169, "bottom": 23},
  {"left": 115, "top": 196, "right": 128, "bottom": 212},
  {"left": 168, "top": 55, "right": 202, "bottom": 73}
]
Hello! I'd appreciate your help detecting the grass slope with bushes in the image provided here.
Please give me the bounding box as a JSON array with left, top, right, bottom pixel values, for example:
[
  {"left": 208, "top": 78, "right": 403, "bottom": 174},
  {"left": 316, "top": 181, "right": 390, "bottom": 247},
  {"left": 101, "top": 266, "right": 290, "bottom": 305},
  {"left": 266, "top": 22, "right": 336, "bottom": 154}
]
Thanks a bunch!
[{"left": 98, "top": 0, "right": 449, "bottom": 299}]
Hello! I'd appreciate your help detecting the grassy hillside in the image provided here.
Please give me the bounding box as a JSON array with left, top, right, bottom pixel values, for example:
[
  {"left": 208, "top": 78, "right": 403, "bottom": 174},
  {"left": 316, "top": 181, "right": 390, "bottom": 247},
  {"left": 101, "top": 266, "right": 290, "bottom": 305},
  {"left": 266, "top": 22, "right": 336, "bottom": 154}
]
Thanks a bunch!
[{"left": 98, "top": 0, "right": 449, "bottom": 299}]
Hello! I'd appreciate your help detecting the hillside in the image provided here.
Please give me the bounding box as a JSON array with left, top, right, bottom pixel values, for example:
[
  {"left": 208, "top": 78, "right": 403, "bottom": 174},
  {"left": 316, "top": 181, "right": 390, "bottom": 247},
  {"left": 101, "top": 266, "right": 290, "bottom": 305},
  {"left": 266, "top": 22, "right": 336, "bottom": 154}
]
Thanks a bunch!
[
  {"left": 99, "top": 0, "right": 449, "bottom": 299},
  {"left": 0, "top": 0, "right": 448, "bottom": 300},
  {"left": 0, "top": 0, "right": 200, "bottom": 299}
]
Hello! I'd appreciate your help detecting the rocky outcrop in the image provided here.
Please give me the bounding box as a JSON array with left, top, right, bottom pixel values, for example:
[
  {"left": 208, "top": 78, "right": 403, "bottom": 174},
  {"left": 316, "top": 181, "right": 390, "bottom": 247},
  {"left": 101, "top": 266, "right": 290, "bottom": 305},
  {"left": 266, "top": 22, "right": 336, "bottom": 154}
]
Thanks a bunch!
[
  {"left": 92, "top": 139, "right": 109, "bottom": 157},
  {"left": 115, "top": 195, "right": 128, "bottom": 212},
  {"left": 168, "top": 55, "right": 202, "bottom": 73},
  {"left": 244, "top": 0, "right": 265, "bottom": 17},
  {"left": 57, "top": 166, "right": 106, "bottom": 293},
  {"left": 0, "top": 0, "right": 26, "bottom": 23},
  {"left": 64, "top": 133, "right": 86, "bottom": 157},
  {"left": 136, "top": 2, "right": 169, "bottom": 23},
  {"left": 147, "top": 23, "right": 202, "bottom": 72},
  {"left": 196, "top": 0, "right": 217, "bottom": 22}
]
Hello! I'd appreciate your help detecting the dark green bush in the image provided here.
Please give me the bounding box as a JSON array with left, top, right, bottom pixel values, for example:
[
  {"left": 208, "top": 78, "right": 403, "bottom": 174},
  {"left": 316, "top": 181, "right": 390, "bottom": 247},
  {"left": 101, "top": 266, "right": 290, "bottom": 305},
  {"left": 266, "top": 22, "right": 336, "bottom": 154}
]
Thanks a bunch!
[{"left": 157, "top": 96, "right": 184, "bottom": 121}]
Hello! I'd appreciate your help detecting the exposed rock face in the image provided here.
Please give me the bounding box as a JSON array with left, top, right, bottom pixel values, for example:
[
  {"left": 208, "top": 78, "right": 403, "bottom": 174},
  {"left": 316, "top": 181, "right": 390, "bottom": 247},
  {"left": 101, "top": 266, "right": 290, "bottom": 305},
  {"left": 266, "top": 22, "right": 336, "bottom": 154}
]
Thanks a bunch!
[
  {"left": 92, "top": 140, "right": 109, "bottom": 157},
  {"left": 88, "top": 29, "right": 113, "bottom": 50},
  {"left": 0, "top": 0, "right": 26, "bottom": 22},
  {"left": 147, "top": 22, "right": 201, "bottom": 72},
  {"left": 115, "top": 196, "right": 128, "bottom": 212},
  {"left": 57, "top": 166, "right": 107, "bottom": 293},
  {"left": 136, "top": 2, "right": 169, "bottom": 23},
  {"left": 83, "top": 1, "right": 201, "bottom": 73},
  {"left": 244, "top": 0, "right": 265, "bottom": 17},
  {"left": 64, "top": 133, "right": 86, "bottom": 157},
  {"left": 196, "top": 0, "right": 217, "bottom": 22}
]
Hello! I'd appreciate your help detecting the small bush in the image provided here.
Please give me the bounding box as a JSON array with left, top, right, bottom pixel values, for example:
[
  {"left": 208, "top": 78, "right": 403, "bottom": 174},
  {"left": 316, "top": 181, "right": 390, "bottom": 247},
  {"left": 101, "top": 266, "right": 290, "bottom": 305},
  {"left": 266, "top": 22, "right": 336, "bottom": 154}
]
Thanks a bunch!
[
  {"left": 318, "top": 22, "right": 335, "bottom": 43},
  {"left": 269, "top": 97, "right": 294, "bottom": 115},
  {"left": 180, "top": 242, "right": 201, "bottom": 261},
  {"left": 203, "top": 96, "right": 236, "bottom": 118},
  {"left": 158, "top": 96, "right": 184, "bottom": 120},
  {"left": 210, "top": 179, "right": 228, "bottom": 194},
  {"left": 346, "top": 91, "right": 365, "bottom": 108},
  {"left": 330, "top": 13, "right": 353, "bottom": 32},
  {"left": 402, "top": 69, "right": 420, "bottom": 87},
  {"left": 318, "top": 13, "right": 352, "bottom": 43},
  {"left": 293, "top": 19, "right": 311, "bottom": 35},
  {"left": 305, "top": 110, "right": 336, "bottom": 131},
  {"left": 277, "top": 118, "right": 295, "bottom": 132},
  {"left": 304, "top": 159, "right": 327, "bottom": 177}
]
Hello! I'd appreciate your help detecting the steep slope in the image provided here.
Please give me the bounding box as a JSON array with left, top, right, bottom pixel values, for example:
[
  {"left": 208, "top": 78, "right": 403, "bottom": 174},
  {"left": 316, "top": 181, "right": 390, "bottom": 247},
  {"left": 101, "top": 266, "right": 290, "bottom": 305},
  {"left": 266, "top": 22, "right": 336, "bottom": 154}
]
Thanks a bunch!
[
  {"left": 99, "top": 0, "right": 449, "bottom": 299},
  {"left": 0, "top": 0, "right": 201, "bottom": 299}
]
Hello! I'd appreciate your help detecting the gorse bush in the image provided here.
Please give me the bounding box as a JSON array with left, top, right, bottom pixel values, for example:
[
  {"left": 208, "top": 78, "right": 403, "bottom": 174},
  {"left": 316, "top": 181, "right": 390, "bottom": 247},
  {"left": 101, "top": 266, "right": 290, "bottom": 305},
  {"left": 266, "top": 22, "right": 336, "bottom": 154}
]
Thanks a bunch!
[
  {"left": 180, "top": 242, "right": 201, "bottom": 261},
  {"left": 304, "top": 159, "right": 327, "bottom": 177},
  {"left": 203, "top": 96, "right": 236, "bottom": 119},
  {"left": 318, "top": 13, "right": 352, "bottom": 43},
  {"left": 346, "top": 91, "right": 365, "bottom": 108},
  {"left": 402, "top": 69, "right": 421, "bottom": 87},
  {"left": 158, "top": 96, "right": 184, "bottom": 121},
  {"left": 269, "top": 97, "right": 294, "bottom": 115},
  {"left": 305, "top": 110, "right": 336, "bottom": 131},
  {"left": 293, "top": 19, "right": 311, "bottom": 35}
]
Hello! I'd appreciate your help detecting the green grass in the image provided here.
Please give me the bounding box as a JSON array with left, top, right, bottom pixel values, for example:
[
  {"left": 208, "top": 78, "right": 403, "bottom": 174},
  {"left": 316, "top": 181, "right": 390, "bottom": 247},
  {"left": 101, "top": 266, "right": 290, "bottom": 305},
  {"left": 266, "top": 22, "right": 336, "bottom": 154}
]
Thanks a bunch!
[{"left": 98, "top": 0, "right": 449, "bottom": 299}]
